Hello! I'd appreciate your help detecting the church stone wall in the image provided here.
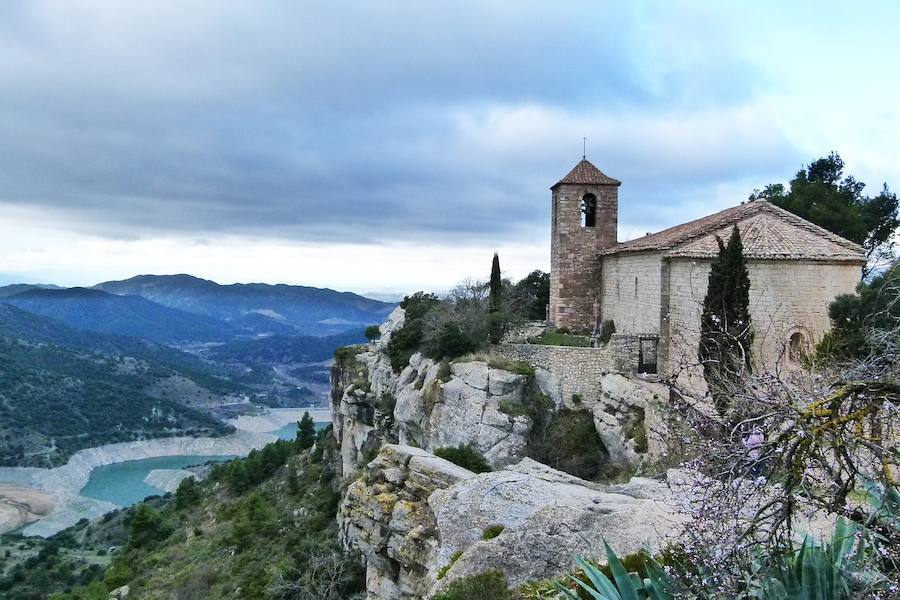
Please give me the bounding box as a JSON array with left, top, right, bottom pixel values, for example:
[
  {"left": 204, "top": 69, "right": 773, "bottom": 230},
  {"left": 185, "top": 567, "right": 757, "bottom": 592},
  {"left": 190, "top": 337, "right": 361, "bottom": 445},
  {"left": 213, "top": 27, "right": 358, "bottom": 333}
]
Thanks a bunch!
[
  {"left": 492, "top": 343, "right": 613, "bottom": 404},
  {"left": 599, "top": 252, "right": 663, "bottom": 335},
  {"left": 665, "top": 258, "right": 862, "bottom": 389}
]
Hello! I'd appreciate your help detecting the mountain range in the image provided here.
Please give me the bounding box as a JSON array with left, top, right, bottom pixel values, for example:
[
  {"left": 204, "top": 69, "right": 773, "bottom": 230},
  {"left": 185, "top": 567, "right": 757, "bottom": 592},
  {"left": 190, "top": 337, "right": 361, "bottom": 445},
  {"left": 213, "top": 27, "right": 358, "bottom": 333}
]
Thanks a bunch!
[{"left": 94, "top": 274, "right": 395, "bottom": 336}]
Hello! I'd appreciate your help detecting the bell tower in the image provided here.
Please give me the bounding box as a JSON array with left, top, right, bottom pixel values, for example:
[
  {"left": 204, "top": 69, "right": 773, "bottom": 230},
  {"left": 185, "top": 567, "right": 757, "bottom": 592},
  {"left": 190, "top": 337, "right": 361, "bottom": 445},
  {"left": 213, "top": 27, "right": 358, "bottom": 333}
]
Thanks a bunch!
[{"left": 548, "top": 158, "right": 620, "bottom": 331}]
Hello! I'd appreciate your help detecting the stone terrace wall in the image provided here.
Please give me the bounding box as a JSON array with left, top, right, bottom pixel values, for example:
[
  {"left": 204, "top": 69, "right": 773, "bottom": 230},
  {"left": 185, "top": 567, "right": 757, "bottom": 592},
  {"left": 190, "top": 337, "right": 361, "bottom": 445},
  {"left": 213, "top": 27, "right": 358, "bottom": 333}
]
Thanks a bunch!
[{"left": 492, "top": 343, "right": 614, "bottom": 404}]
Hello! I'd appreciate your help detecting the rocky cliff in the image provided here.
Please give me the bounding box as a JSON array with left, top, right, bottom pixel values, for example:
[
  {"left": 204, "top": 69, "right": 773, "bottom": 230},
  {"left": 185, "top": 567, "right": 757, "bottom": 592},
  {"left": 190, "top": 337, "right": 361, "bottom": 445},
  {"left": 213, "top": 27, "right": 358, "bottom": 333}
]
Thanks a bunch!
[
  {"left": 331, "top": 307, "right": 537, "bottom": 477},
  {"left": 331, "top": 307, "right": 686, "bottom": 598},
  {"left": 338, "top": 444, "right": 683, "bottom": 599}
]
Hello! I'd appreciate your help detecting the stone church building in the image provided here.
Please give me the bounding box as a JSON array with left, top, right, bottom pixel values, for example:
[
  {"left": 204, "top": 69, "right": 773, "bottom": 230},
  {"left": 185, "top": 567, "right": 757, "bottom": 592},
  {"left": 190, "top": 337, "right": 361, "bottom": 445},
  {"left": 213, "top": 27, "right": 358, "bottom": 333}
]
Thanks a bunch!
[{"left": 548, "top": 158, "right": 866, "bottom": 379}]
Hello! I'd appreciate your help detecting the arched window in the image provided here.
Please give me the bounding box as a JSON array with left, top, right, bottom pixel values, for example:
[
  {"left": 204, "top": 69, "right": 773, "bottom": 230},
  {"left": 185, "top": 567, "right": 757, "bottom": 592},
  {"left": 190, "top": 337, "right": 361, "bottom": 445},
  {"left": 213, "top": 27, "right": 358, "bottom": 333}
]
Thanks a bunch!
[
  {"left": 785, "top": 328, "right": 810, "bottom": 368},
  {"left": 581, "top": 193, "right": 597, "bottom": 228}
]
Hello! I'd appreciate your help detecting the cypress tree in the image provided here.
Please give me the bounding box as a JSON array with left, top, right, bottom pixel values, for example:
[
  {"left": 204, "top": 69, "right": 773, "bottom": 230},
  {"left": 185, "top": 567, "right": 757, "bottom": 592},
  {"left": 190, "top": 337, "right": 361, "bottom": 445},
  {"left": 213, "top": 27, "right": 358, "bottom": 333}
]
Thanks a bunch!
[
  {"left": 698, "top": 224, "right": 753, "bottom": 415},
  {"left": 489, "top": 253, "right": 503, "bottom": 343}
]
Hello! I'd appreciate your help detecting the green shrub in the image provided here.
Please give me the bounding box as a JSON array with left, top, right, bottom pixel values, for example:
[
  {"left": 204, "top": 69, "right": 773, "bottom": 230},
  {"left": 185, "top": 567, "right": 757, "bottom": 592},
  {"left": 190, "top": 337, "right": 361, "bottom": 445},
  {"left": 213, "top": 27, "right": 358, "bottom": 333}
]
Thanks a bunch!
[
  {"left": 486, "top": 356, "right": 534, "bottom": 376},
  {"left": 128, "top": 504, "right": 171, "bottom": 549},
  {"left": 377, "top": 393, "right": 396, "bottom": 414},
  {"left": 498, "top": 399, "right": 530, "bottom": 418},
  {"left": 433, "top": 570, "right": 511, "bottom": 599},
  {"left": 571, "top": 394, "right": 583, "bottom": 404},
  {"left": 387, "top": 318, "right": 425, "bottom": 372},
  {"left": 528, "top": 332, "right": 590, "bottom": 347},
  {"left": 482, "top": 524, "right": 504, "bottom": 540},
  {"left": 429, "top": 322, "right": 480, "bottom": 360},
  {"left": 528, "top": 408, "right": 610, "bottom": 481},
  {"left": 364, "top": 325, "right": 381, "bottom": 341},
  {"left": 334, "top": 345, "right": 364, "bottom": 363},
  {"left": 434, "top": 444, "right": 492, "bottom": 473},
  {"left": 174, "top": 476, "right": 202, "bottom": 510},
  {"left": 436, "top": 550, "right": 464, "bottom": 580}
]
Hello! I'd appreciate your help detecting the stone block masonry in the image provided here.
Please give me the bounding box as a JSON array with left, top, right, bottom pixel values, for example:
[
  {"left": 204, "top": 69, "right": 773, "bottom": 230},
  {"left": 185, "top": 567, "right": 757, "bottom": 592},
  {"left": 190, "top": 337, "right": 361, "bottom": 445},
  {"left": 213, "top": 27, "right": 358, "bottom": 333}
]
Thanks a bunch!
[{"left": 492, "top": 343, "right": 613, "bottom": 404}]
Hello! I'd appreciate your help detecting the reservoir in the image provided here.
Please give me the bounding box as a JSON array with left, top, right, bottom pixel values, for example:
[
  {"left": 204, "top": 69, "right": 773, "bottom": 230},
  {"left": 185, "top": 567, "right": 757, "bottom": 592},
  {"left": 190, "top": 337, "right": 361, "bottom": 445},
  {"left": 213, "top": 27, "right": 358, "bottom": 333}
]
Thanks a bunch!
[
  {"left": 79, "top": 455, "right": 235, "bottom": 507},
  {"left": 78, "top": 419, "right": 330, "bottom": 508}
]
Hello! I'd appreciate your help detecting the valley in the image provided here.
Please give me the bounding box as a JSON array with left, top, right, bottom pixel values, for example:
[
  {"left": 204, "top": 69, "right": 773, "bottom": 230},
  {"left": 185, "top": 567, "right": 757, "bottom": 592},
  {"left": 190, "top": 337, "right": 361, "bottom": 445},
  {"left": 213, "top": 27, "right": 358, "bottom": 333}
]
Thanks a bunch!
[{"left": 0, "top": 274, "right": 387, "bottom": 539}]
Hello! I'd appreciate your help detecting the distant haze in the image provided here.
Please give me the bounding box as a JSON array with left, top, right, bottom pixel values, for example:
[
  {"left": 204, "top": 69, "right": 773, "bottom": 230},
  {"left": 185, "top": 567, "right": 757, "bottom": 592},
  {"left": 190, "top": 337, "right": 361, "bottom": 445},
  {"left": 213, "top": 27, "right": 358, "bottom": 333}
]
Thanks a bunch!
[{"left": 0, "top": 1, "right": 898, "bottom": 290}]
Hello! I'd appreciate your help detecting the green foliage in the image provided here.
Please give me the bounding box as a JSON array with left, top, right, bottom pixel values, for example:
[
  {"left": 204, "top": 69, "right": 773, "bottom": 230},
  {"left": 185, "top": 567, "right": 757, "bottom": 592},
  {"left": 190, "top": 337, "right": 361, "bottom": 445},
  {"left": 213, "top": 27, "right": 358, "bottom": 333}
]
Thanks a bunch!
[
  {"left": 512, "top": 270, "right": 550, "bottom": 321},
  {"left": 47, "top": 431, "right": 363, "bottom": 600},
  {"left": 387, "top": 317, "right": 427, "bottom": 372},
  {"left": 434, "top": 444, "right": 492, "bottom": 474},
  {"left": 128, "top": 504, "right": 171, "bottom": 549},
  {"left": 555, "top": 543, "right": 676, "bottom": 600},
  {"left": 377, "top": 393, "right": 396, "bottom": 414},
  {"left": 482, "top": 524, "right": 505, "bottom": 540},
  {"left": 433, "top": 570, "right": 511, "bottom": 599},
  {"left": 755, "top": 518, "right": 888, "bottom": 599},
  {"left": 598, "top": 319, "right": 616, "bottom": 344},
  {"left": 818, "top": 262, "right": 900, "bottom": 360},
  {"left": 0, "top": 335, "right": 233, "bottom": 467},
  {"left": 528, "top": 331, "right": 591, "bottom": 347},
  {"left": 214, "top": 438, "right": 297, "bottom": 493},
  {"left": 401, "top": 291, "right": 442, "bottom": 320},
  {"left": 751, "top": 152, "right": 899, "bottom": 273},
  {"left": 430, "top": 321, "right": 480, "bottom": 360},
  {"left": 698, "top": 224, "right": 753, "bottom": 416},
  {"left": 364, "top": 324, "right": 381, "bottom": 341},
  {"left": 529, "top": 408, "right": 610, "bottom": 481},
  {"left": 489, "top": 253, "right": 504, "bottom": 344},
  {"left": 296, "top": 412, "right": 317, "bottom": 450},
  {"left": 436, "top": 550, "right": 464, "bottom": 580},
  {"left": 174, "top": 476, "right": 202, "bottom": 510},
  {"left": 334, "top": 344, "right": 364, "bottom": 363}
]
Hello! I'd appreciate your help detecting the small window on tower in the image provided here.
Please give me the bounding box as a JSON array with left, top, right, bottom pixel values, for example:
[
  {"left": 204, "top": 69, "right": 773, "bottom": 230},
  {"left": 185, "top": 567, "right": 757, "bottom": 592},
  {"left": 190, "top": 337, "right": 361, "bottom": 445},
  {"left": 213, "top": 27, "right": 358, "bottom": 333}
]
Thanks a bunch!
[{"left": 581, "top": 193, "right": 597, "bottom": 228}]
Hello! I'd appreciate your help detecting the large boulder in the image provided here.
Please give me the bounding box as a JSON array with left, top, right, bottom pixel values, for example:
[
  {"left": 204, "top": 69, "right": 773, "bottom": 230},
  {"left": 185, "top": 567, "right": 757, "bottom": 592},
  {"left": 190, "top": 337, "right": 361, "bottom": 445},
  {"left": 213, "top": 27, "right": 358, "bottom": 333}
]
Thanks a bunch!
[
  {"left": 339, "top": 445, "right": 685, "bottom": 599},
  {"left": 429, "top": 458, "right": 684, "bottom": 590}
]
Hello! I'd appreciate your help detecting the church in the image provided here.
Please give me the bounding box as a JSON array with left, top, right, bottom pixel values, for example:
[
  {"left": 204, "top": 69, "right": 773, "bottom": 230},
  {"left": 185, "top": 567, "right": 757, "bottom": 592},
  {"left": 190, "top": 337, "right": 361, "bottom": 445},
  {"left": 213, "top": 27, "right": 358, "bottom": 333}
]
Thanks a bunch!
[{"left": 547, "top": 158, "right": 866, "bottom": 380}]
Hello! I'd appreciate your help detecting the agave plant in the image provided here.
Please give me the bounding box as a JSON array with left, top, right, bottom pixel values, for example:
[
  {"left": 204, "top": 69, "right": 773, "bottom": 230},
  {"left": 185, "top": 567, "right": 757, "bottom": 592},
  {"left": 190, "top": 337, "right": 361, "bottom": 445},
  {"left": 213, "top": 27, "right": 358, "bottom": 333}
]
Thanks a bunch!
[{"left": 554, "top": 542, "right": 676, "bottom": 600}]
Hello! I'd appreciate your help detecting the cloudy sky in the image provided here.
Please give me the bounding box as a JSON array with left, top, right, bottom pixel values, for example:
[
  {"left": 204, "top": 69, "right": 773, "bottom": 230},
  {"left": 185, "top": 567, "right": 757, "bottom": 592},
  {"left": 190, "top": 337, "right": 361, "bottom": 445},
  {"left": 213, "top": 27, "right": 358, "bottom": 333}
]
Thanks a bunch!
[{"left": 0, "top": 1, "right": 898, "bottom": 295}]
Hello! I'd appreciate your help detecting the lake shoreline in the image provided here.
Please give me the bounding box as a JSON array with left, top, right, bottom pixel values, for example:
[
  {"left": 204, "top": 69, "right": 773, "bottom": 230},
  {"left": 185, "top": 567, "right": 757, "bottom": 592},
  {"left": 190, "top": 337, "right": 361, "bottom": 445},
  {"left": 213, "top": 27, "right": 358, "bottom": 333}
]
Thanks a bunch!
[{"left": 0, "top": 406, "right": 332, "bottom": 537}]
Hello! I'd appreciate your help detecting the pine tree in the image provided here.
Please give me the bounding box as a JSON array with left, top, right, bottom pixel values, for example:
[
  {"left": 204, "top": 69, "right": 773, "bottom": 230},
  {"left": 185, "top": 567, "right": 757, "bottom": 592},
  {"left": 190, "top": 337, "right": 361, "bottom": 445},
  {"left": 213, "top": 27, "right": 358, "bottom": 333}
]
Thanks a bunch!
[
  {"left": 296, "top": 412, "right": 317, "bottom": 450},
  {"left": 489, "top": 253, "right": 503, "bottom": 343},
  {"left": 698, "top": 224, "right": 753, "bottom": 415}
]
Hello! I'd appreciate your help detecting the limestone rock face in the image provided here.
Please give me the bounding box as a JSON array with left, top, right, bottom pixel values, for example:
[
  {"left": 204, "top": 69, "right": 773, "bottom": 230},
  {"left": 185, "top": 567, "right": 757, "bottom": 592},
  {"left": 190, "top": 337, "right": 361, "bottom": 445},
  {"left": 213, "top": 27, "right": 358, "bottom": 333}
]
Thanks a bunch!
[
  {"left": 338, "top": 444, "right": 476, "bottom": 600},
  {"left": 339, "top": 445, "right": 684, "bottom": 599},
  {"left": 580, "top": 373, "right": 670, "bottom": 472},
  {"left": 429, "top": 458, "right": 683, "bottom": 591},
  {"left": 331, "top": 307, "right": 534, "bottom": 476}
]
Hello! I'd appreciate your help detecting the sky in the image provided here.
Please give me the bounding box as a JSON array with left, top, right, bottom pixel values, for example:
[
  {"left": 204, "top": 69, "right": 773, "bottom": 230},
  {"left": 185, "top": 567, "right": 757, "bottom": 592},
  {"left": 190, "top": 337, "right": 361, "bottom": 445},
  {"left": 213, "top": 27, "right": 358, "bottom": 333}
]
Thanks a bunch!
[{"left": 0, "top": 1, "right": 898, "bottom": 296}]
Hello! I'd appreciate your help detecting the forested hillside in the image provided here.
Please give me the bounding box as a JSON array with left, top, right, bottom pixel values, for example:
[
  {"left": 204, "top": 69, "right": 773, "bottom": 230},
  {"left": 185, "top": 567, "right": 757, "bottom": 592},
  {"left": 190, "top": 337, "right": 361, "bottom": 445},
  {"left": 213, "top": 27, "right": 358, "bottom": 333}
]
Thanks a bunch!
[
  {"left": 0, "top": 424, "right": 365, "bottom": 600},
  {"left": 0, "top": 305, "right": 241, "bottom": 466},
  {"left": 1, "top": 288, "right": 239, "bottom": 343}
]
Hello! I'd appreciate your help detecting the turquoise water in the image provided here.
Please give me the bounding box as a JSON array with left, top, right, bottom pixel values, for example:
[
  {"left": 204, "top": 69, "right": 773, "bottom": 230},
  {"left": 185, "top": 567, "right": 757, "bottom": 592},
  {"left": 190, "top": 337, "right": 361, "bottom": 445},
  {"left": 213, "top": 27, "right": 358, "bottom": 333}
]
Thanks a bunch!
[
  {"left": 80, "top": 455, "right": 235, "bottom": 507},
  {"left": 273, "top": 420, "right": 329, "bottom": 440}
]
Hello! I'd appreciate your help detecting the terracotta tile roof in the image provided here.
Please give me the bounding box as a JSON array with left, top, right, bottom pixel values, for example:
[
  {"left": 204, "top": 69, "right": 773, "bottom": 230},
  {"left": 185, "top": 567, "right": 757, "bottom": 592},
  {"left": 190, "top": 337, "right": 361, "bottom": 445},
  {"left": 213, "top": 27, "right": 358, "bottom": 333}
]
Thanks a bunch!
[
  {"left": 552, "top": 159, "right": 621, "bottom": 188},
  {"left": 603, "top": 201, "right": 866, "bottom": 263}
]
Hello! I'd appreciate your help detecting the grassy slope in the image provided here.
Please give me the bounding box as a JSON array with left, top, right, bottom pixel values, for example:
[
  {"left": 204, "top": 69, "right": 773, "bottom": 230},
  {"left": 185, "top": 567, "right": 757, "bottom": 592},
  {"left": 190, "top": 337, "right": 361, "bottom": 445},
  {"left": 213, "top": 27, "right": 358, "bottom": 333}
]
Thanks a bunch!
[{"left": 2, "top": 427, "right": 365, "bottom": 600}]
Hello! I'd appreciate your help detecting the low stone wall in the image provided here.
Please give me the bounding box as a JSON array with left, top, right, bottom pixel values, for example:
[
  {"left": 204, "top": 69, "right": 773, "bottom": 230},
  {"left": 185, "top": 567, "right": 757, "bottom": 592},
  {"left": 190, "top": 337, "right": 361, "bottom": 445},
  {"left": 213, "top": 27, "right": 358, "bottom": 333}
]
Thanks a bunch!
[{"left": 492, "top": 343, "right": 613, "bottom": 404}]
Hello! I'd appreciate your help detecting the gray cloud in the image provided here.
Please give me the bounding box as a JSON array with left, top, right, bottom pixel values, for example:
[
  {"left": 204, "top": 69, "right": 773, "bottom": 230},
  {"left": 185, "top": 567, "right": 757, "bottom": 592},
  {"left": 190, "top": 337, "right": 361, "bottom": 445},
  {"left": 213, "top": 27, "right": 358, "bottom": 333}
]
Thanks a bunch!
[{"left": 0, "top": 1, "right": 800, "bottom": 246}]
